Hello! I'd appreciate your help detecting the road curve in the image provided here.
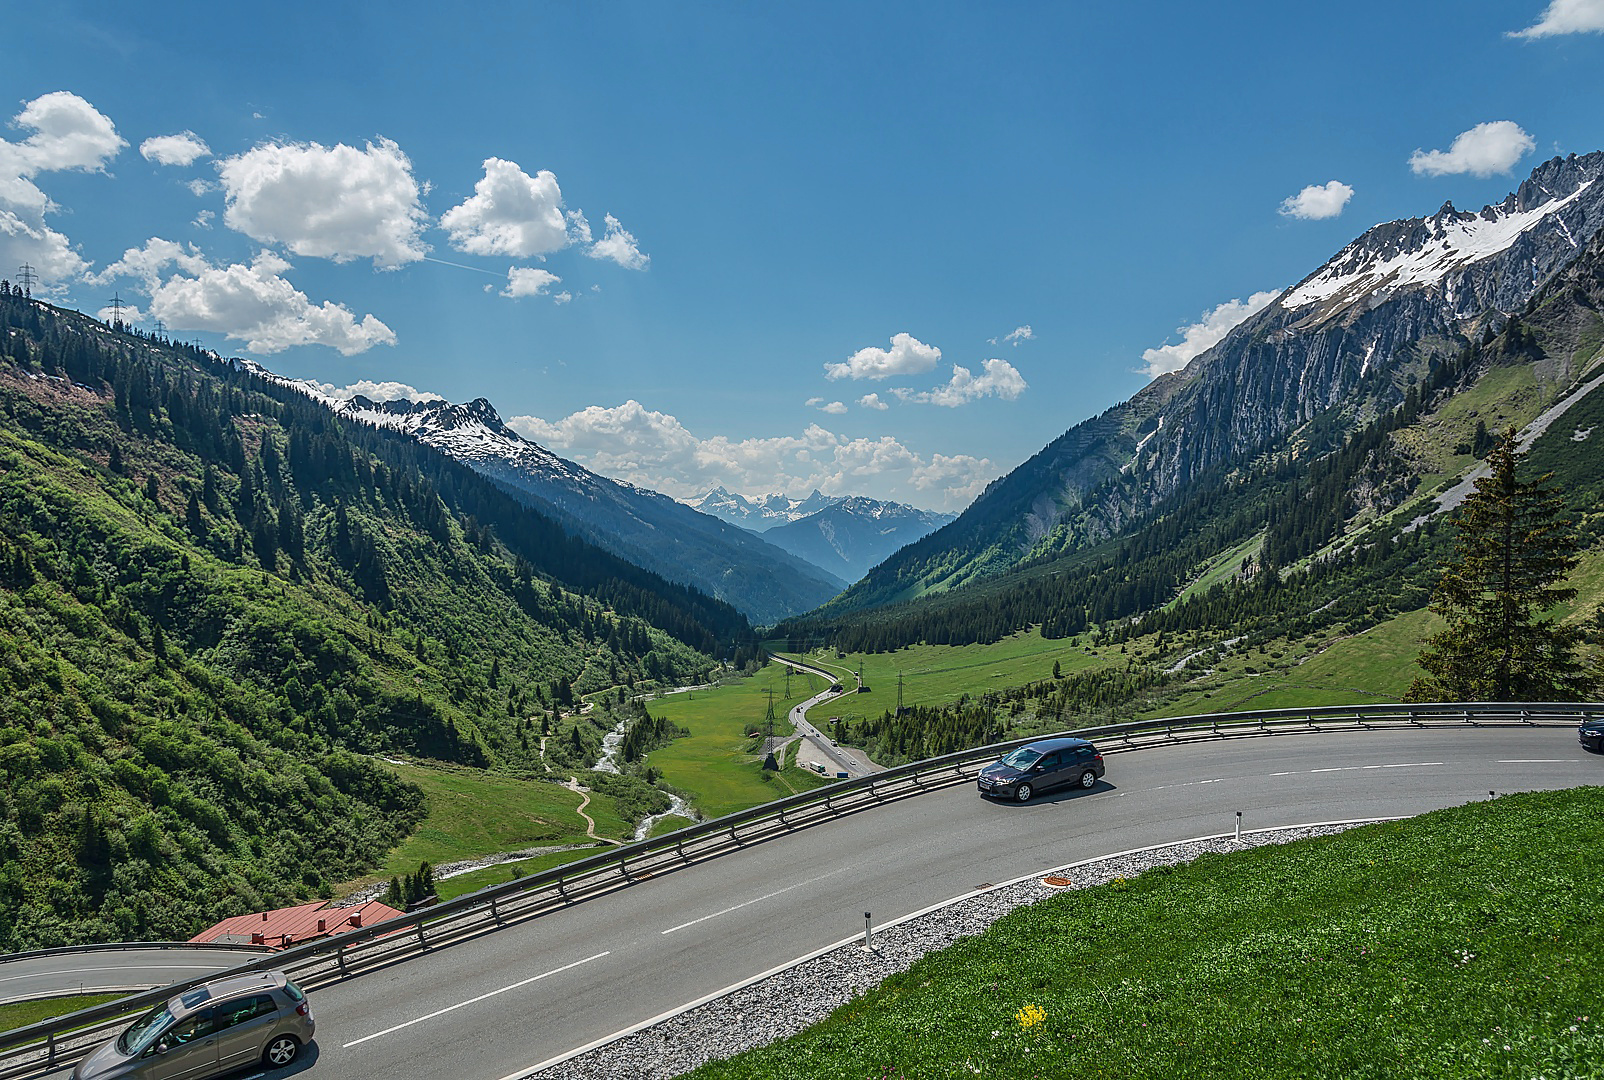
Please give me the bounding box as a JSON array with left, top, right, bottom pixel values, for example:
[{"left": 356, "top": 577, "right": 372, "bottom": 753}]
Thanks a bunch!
[{"left": 31, "top": 727, "right": 1600, "bottom": 1080}]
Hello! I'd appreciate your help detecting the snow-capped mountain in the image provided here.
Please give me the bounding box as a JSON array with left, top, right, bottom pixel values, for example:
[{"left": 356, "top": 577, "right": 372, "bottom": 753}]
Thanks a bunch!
[
  {"left": 286, "top": 393, "right": 847, "bottom": 624},
  {"left": 833, "top": 150, "right": 1604, "bottom": 609},
  {"left": 762, "top": 496, "right": 957, "bottom": 583},
  {"left": 685, "top": 487, "right": 841, "bottom": 531}
]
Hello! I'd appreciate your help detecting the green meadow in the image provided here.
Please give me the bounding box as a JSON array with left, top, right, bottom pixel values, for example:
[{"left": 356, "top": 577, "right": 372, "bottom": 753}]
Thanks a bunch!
[{"left": 686, "top": 787, "right": 1604, "bottom": 1080}]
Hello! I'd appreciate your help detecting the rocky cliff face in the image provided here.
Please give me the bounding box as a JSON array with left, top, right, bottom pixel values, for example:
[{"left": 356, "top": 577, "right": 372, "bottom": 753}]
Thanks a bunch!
[{"left": 839, "top": 152, "right": 1604, "bottom": 607}]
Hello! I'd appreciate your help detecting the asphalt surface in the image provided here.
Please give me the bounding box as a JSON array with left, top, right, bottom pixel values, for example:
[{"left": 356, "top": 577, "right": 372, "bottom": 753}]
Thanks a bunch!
[
  {"left": 0, "top": 947, "right": 268, "bottom": 1005},
  {"left": 32, "top": 726, "right": 1601, "bottom": 1080}
]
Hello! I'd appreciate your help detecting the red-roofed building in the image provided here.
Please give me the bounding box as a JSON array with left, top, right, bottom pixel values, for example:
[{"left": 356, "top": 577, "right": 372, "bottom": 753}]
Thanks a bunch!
[{"left": 188, "top": 899, "right": 405, "bottom": 949}]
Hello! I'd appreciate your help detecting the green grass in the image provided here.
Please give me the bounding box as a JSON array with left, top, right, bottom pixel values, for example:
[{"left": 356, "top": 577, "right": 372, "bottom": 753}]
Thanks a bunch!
[
  {"left": 642, "top": 664, "right": 818, "bottom": 820},
  {"left": 790, "top": 631, "right": 1113, "bottom": 725},
  {"left": 1172, "top": 532, "right": 1265, "bottom": 607},
  {"left": 684, "top": 786, "right": 1604, "bottom": 1080},
  {"left": 354, "top": 763, "right": 606, "bottom": 893},
  {"left": 431, "top": 846, "right": 608, "bottom": 903},
  {"left": 0, "top": 994, "right": 126, "bottom": 1037}
]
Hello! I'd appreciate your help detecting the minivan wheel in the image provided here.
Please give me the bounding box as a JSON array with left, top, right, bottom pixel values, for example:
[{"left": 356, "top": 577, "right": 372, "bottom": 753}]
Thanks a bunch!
[
  {"left": 1079, "top": 769, "right": 1097, "bottom": 789},
  {"left": 1014, "top": 783, "right": 1033, "bottom": 802},
  {"left": 264, "top": 1034, "right": 300, "bottom": 1068}
]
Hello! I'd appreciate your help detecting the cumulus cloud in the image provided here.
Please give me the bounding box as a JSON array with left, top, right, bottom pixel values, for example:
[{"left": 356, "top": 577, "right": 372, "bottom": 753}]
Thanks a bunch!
[
  {"left": 1509, "top": 0, "right": 1604, "bottom": 37},
  {"left": 94, "top": 238, "right": 395, "bottom": 354},
  {"left": 140, "top": 132, "right": 211, "bottom": 167},
  {"left": 503, "top": 266, "right": 562, "bottom": 299},
  {"left": 441, "top": 158, "right": 573, "bottom": 257},
  {"left": 0, "top": 92, "right": 125, "bottom": 281},
  {"left": 825, "top": 332, "right": 942, "bottom": 381},
  {"left": 300, "top": 379, "right": 443, "bottom": 404},
  {"left": 1140, "top": 290, "right": 1279, "bottom": 378},
  {"left": 588, "top": 213, "right": 650, "bottom": 270},
  {"left": 505, "top": 401, "right": 993, "bottom": 510},
  {"left": 1408, "top": 122, "right": 1536, "bottom": 178},
  {"left": 894, "top": 358, "right": 1028, "bottom": 406},
  {"left": 819, "top": 400, "right": 848, "bottom": 414},
  {"left": 1279, "top": 180, "right": 1354, "bottom": 220},
  {"left": 1004, "top": 325, "right": 1034, "bottom": 345},
  {"left": 218, "top": 138, "right": 427, "bottom": 267},
  {"left": 858, "top": 393, "right": 889, "bottom": 411}
]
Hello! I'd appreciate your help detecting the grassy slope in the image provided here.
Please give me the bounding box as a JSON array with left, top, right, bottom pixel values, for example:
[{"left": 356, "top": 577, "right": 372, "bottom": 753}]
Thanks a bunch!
[
  {"left": 686, "top": 787, "right": 1604, "bottom": 1080},
  {"left": 643, "top": 666, "right": 830, "bottom": 820}
]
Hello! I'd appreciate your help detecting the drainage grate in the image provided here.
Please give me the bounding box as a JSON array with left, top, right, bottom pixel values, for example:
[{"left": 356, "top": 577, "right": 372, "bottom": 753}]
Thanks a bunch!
[{"left": 1041, "top": 875, "right": 1074, "bottom": 888}]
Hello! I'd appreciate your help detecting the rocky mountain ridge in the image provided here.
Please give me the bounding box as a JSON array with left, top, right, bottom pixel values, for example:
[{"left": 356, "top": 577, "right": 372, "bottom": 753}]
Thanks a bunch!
[
  {"left": 828, "top": 151, "right": 1604, "bottom": 612},
  {"left": 761, "top": 496, "right": 957, "bottom": 583}
]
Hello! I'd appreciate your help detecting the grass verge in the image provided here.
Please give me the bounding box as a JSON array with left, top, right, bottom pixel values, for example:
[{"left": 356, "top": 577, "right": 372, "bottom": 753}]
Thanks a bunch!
[{"left": 684, "top": 786, "right": 1604, "bottom": 1080}]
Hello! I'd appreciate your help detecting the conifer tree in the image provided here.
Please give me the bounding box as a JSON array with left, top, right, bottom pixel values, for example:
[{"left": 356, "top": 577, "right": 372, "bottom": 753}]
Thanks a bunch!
[{"left": 1408, "top": 428, "right": 1592, "bottom": 701}]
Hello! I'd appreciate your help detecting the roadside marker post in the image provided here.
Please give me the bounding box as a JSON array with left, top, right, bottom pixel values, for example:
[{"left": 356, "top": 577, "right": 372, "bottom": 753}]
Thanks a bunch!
[
  {"left": 1235, "top": 810, "right": 1242, "bottom": 842},
  {"left": 863, "top": 912, "right": 873, "bottom": 949}
]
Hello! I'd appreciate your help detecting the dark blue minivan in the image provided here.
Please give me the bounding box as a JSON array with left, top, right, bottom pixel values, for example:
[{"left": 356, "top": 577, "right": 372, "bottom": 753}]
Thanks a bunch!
[{"left": 977, "top": 737, "right": 1104, "bottom": 802}]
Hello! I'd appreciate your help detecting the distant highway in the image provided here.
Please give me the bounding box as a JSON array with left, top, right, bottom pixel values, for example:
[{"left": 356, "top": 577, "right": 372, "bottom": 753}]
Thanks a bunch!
[
  {"left": 28, "top": 726, "right": 1599, "bottom": 1080},
  {"left": 773, "top": 653, "right": 881, "bottom": 778}
]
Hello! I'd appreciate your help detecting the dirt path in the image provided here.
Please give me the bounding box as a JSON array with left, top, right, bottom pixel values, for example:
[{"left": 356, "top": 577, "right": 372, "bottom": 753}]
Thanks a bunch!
[{"left": 564, "top": 777, "right": 622, "bottom": 846}]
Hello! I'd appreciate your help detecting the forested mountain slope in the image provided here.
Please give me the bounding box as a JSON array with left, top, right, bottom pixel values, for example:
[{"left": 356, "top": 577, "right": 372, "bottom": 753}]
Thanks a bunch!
[
  {"left": 311, "top": 396, "right": 846, "bottom": 624},
  {"left": 823, "top": 152, "right": 1604, "bottom": 616},
  {"left": 0, "top": 291, "right": 749, "bottom": 950}
]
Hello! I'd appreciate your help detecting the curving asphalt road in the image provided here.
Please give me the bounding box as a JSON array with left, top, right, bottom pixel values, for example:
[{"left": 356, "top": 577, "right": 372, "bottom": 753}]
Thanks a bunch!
[{"left": 30, "top": 726, "right": 1601, "bottom": 1080}]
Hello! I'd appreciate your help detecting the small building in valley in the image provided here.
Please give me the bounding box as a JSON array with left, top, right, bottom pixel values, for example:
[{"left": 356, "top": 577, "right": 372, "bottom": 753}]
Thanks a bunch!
[{"left": 188, "top": 899, "right": 405, "bottom": 950}]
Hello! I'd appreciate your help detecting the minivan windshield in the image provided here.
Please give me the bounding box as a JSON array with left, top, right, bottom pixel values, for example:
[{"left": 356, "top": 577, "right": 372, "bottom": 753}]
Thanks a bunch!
[
  {"left": 1000, "top": 748, "right": 1043, "bottom": 769},
  {"left": 117, "top": 1004, "right": 175, "bottom": 1056}
]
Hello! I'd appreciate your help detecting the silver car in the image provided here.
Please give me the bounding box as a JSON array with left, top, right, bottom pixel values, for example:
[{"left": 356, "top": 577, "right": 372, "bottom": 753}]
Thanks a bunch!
[{"left": 72, "top": 971, "right": 314, "bottom": 1080}]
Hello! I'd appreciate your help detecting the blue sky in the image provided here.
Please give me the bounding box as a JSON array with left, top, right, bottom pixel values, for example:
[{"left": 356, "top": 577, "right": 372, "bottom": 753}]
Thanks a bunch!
[{"left": 6, "top": 1, "right": 1604, "bottom": 512}]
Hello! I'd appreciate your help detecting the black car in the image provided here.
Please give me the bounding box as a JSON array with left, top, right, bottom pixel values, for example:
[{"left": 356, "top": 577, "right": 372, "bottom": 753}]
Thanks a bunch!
[
  {"left": 978, "top": 737, "right": 1104, "bottom": 802},
  {"left": 1581, "top": 719, "right": 1604, "bottom": 752}
]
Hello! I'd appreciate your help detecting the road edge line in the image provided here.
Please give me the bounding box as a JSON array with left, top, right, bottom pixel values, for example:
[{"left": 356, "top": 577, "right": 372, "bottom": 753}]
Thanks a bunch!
[{"left": 504, "top": 815, "right": 1397, "bottom": 1078}]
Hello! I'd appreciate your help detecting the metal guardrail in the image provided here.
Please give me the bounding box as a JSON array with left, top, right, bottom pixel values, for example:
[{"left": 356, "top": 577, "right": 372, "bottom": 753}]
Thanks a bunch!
[{"left": 2, "top": 700, "right": 1598, "bottom": 1075}]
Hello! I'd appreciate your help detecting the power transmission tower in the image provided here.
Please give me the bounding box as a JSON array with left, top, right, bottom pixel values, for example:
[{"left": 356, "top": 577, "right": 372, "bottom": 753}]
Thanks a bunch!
[
  {"left": 16, "top": 264, "right": 36, "bottom": 297},
  {"left": 153, "top": 318, "right": 166, "bottom": 338},
  {"left": 897, "top": 671, "right": 904, "bottom": 714},
  {"left": 107, "top": 293, "right": 126, "bottom": 329},
  {"left": 764, "top": 687, "right": 777, "bottom": 739}
]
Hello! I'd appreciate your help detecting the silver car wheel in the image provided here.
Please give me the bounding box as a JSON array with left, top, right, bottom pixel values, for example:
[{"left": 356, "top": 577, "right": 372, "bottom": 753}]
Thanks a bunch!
[
  {"left": 1079, "top": 770, "right": 1096, "bottom": 789},
  {"left": 264, "top": 1034, "right": 300, "bottom": 1067},
  {"left": 1014, "top": 783, "right": 1032, "bottom": 802}
]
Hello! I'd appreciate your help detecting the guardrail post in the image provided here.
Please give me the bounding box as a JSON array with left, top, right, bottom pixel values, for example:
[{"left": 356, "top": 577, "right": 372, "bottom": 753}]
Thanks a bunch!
[
  {"left": 415, "top": 922, "right": 426, "bottom": 950},
  {"left": 336, "top": 943, "right": 347, "bottom": 976},
  {"left": 489, "top": 897, "right": 501, "bottom": 925}
]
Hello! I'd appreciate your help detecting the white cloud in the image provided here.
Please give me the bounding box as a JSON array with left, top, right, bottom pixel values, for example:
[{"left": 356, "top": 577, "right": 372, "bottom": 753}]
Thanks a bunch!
[
  {"left": 1510, "top": 0, "right": 1604, "bottom": 37},
  {"left": 441, "top": 157, "right": 573, "bottom": 257},
  {"left": 187, "top": 178, "right": 217, "bottom": 197},
  {"left": 502, "top": 266, "right": 562, "bottom": 299},
  {"left": 1140, "top": 290, "right": 1279, "bottom": 378},
  {"left": 1004, "top": 325, "right": 1034, "bottom": 345},
  {"left": 0, "top": 92, "right": 125, "bottom": 282},
  {"left": 94, "top": 238, "right": 395, "bottom": 355},
  {"left": 217, "top": 138, "right": 427, "bottom": 267},
  {"left": 505, "top": 401, "right": 993, "bottom": 510},
  {"left": 140, "top": 132, "right": 211, "bottom": 167},
  {"left": 895, "top": 358, "right": 1029, "bottom": 406},
  {"left": 819, "top": 400, "right": 848, "bottom": 415},
  {"left": 554, "top": 290, "right": 573, "bottom": 304},
  {"left": 96, "top": 302, "right": 146, "bottom": 325},
  {"left": 588, "top": 213, "right": 649, "bottom": 270},
  {"left": 825, "top": 332, "right": 942, "bottom": 381},
  {"left": 1408, "top": 122, "right": 1536, "bottom": 178},
  {"left": 301, "top": 379, "right": 442, "bottom": 404},
  {"left": 1279, "top": 180, "right": 1354, "bottom": 220},
  {"left": 858, "top": 393, "right": 889, "bottom": 411},
  {"left": 194, "top": 209, "right": 214, "bottom": 229}
]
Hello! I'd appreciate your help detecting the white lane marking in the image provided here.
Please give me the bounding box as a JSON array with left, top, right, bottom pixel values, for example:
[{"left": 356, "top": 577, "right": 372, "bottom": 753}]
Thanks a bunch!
[
  {"left": 341, "top": 952, "right": 609, "bottom": 1047},
  {"left": 0, "top": 964, "right": 227, "bottom": 985},
  {"left": 509, "top": 816, "right": 1397, "bottom": 1080},
  {"left": 1308, "top": 762, "right": 1443, "bottom": 773},
  {"left": 1497, "top": 759, "right": 1578, "bottom": 763},
  {"left": 661, "top": 867, "right": 850, "bottom": 935}
]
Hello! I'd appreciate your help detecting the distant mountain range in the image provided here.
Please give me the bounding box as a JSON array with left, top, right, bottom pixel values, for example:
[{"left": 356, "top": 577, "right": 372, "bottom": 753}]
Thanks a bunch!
[
  {"left": 291, "top": 394, "right": 849, "bottom": 625},
  {"left": 684, "top": 487, "right": 840, "bottom": 530},
  {"left": 822, "top": 150, "right": 1604, "bottom": 616},
  {"left": 685, "top": 487, "right": 955, "bottom": 582}
]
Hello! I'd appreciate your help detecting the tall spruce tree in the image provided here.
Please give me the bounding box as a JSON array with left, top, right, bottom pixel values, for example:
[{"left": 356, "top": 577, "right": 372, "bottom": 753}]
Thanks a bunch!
[{"left": 1408, "top": 427, "right": 1592, "bottom": 701}]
